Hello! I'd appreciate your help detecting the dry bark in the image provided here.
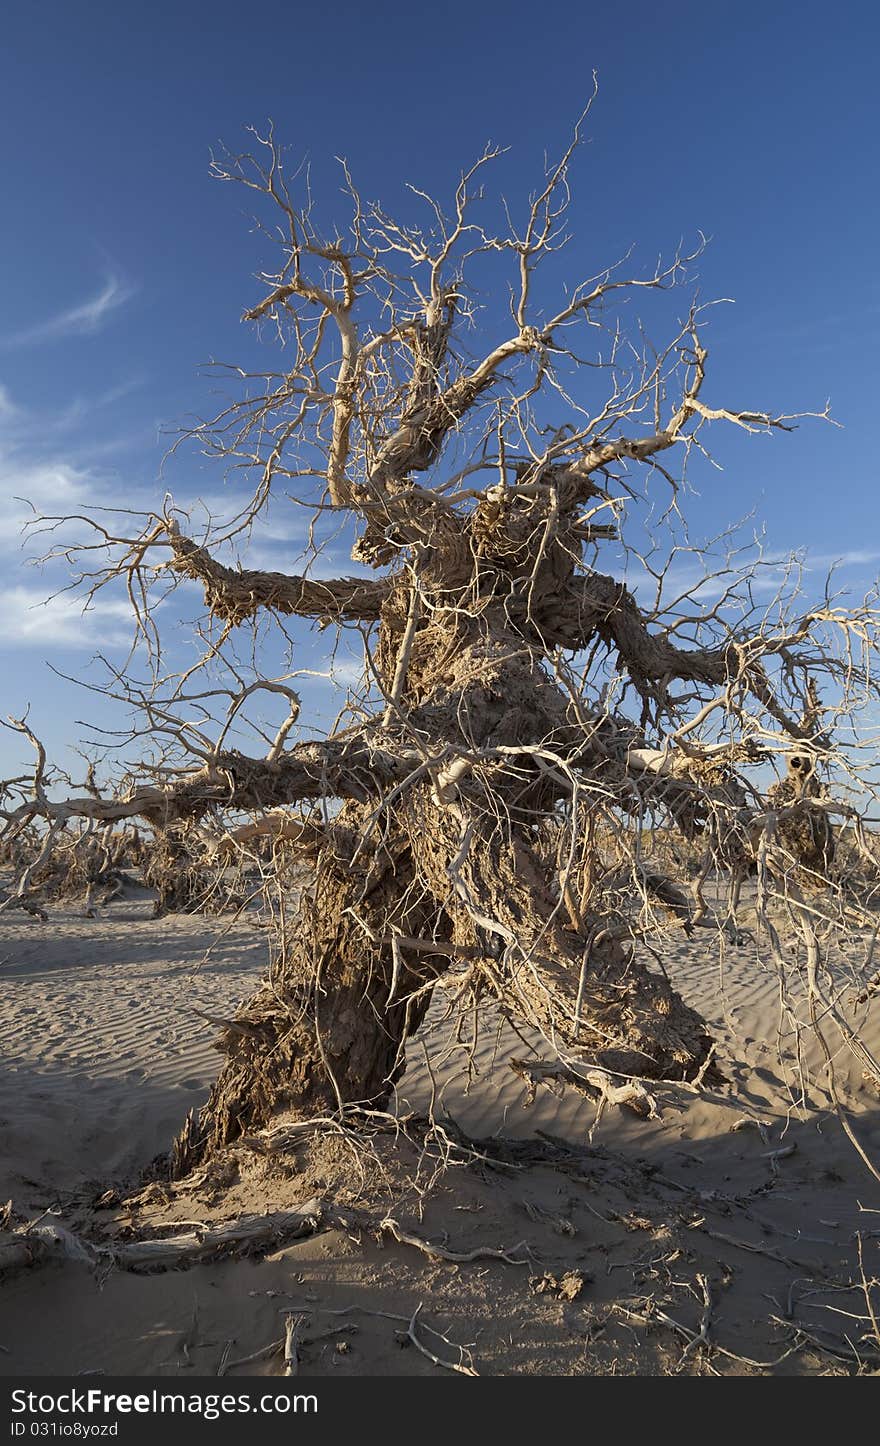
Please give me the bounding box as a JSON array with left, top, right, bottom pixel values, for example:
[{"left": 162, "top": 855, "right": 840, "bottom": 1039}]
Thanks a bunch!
[{"left": 174, "top": 807, "right": 452, "bottom": 1169}]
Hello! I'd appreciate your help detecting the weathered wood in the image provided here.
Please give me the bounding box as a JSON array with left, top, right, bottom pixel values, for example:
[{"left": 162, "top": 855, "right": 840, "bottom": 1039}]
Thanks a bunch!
[{"left": 0, "top": 1201, "right": 323, "bottom": 1278}]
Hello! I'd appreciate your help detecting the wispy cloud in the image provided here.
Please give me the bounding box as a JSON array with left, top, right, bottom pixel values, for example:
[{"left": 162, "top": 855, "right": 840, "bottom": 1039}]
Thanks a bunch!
[
  {"left": 320, "top": 657, "right": 366, "bottom": 687},
  {"left": 0, "top": 585, "right": 133, "bottom": 648},
  {"left": 2, "top": 271, "right": 136, "bottom": 349},
  {"left": 50, "top": 374, "right": 147, "bottom": 435},
  {"left": 808, "top": 549, "right": 880, "bottom": 571},
  {"left": 0, "top": 383, "right": 20, "bottom": 420},
  {"left": 624, "top": 545, "right": 880, "bottom": 611},
  {"left": 0, "top": 378, "right": 152, "bottom": 559},
  {"left": 0, "top": 458, "right": 103, "bottom": 552}
]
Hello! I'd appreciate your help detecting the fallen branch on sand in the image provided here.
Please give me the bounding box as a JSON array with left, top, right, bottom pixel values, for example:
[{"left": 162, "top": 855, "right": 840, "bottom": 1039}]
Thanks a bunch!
[
  {"left": 378, "top": 1215, "right": 531, "bottom": 1266},
  {"left": 0, "top": 1200, "right": 323, "bottom": 1278},
  {"left": 510, "top": 1057, "right": 660, "bottom": 1121},
  {"left": 407, "top": 1303, "right": 479, "bottom": 1376},
  {"left": 282, "top": 1312, "right": 307, "bottom": 1376}
]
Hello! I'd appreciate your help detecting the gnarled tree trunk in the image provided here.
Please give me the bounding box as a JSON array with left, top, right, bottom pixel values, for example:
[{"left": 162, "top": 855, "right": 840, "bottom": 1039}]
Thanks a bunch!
[
  {"left": 172, "top": 802, "right": 454, "bottom": 1172},
  {"left": 172, "top": 613, "right": 713, "bottom": 1175}
]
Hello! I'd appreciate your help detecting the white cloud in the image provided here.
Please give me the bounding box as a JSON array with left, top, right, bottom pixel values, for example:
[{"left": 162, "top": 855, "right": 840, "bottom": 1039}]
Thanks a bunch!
[
  {"left": 2, "top": 272, "right": 136, "bottom": 349},
  {"left": 234, "top": 539, "right": 366, "bottom": 578},
  {"left": 0, "top": 585, "right": 133, "bottom": 648},
  {"left": 166, "top": 492, "right": 367, "bottom": 576},
  {"left": 623, "top": 545, "right": 880, "bottom": 612},
  {"left": 0, "top": 381, "right": 146, "bottom": 656},
  {"left": 0, "top": 459, "right": 103, "bottom": 553},
  {"left": 323, "top": 657, "right": 366, "bottom": 687},
  {"left": 0, "top": 384, "right": 20, "bottom": 420},
  {"left": 808, "top": 549, "right": 880, "bottom": 571},
  {"left": 0, "top": 379, "right": 151, "bottom": 561}
]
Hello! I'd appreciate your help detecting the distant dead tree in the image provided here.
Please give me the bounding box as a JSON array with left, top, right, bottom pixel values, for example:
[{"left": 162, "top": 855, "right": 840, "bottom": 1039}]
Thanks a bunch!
[{"left": 3, "top": 94, "right": 880, "bottom": 1172}]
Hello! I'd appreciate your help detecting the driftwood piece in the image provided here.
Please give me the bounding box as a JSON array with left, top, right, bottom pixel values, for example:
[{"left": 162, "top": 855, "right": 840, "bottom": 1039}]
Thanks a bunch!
[
  {"left": 378, "top": 1216, "right": 530, "bottom": 1266},
  {"left": 510, "top": 1057, "right": 660, "bottom": 1119},
  {"left": 0, "top": 1200, "right": 323, "bottom": 1279},
  {"left": 406, "top": 1303, "right": 479, "bottom": 1376},
  {"left": 282, "top": 1313, "right": 307, "bottom": 1376}
]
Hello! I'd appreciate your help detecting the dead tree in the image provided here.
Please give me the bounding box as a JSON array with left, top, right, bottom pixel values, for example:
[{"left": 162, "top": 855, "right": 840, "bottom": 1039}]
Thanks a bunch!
[{"left": 4, "top": 106, "right": 880, "bottom": 1171}]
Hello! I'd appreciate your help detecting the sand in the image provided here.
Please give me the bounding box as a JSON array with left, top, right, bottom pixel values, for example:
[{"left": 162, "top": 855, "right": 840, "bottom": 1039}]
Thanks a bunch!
[{"left": 2, "top": 883, "right": 880, "bottom": 1376}]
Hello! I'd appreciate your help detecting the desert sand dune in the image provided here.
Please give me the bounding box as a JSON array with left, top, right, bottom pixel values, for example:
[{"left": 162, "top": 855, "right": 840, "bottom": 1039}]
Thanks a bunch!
[
  {"left": 2, "top": 888, "right": 880, "bottom": 1376},
  {"left": 0, "top": 898, "right": 267, "bottom": 1209}
]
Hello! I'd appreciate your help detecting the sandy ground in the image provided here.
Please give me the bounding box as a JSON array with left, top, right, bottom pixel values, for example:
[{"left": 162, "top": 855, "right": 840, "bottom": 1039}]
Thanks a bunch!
[
  {"left": 2, "top": 884, "right": 880, "bottom": 1376},
  {"left": 0, "top": 893, "right": 267, "bottom": 1209}
]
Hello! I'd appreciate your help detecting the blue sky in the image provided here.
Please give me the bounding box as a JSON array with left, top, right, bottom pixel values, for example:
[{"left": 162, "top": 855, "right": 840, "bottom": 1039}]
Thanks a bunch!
[{"left": 1, "top": 0, "right": 878, "bottom": 779}]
